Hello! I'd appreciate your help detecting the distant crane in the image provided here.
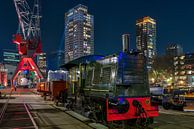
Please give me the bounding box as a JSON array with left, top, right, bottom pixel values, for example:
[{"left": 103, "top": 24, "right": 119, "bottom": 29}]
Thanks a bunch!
[{"left": 12, "top": 0, "right": 43, "bottom": 88}]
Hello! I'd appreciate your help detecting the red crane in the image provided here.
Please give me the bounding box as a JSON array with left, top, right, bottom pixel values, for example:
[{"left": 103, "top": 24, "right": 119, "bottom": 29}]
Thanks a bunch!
[{"left": 12, "top": 0, "right": 43, "bottom": 88}]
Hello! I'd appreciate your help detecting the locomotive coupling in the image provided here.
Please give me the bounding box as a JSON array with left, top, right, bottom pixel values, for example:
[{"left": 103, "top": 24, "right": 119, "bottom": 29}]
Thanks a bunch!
[{"left": 132, "top": 100, "right": 145, "bottom": 116}]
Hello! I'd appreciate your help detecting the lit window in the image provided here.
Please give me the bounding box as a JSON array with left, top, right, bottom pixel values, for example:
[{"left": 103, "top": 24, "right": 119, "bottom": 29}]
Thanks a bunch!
[
  {"left": 180, "top": 56, "right": 185, "bottom": 60},
  {"left": 187, "top": 71, "right": 192, "bottom": 74},
  {"left": 180, "top": 61, "right": 184, "bottom": 65}
]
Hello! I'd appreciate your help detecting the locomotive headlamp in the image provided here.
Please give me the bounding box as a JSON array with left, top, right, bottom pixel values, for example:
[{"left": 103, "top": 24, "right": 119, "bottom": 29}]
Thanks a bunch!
[
  {"left": 108, "top": 98, "right": 130, "bottom": 114},
  {"left": 118, "top": 98, "right": 125, "bottom": 104},
  {"left": 117, "top": 98, "right": 130, "bottom": 113}
]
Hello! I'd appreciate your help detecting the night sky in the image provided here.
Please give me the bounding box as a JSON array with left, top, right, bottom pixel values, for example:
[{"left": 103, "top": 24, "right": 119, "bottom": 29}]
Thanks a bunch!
[{"left": 0, "top": 0, "right": 194, "bottom": 60}]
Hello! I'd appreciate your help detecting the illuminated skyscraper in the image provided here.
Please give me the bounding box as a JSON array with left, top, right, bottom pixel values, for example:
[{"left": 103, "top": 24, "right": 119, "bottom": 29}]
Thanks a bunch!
[
  {"left": 136, "top": 16, "right": 156, "bottom": 69},
  {"left": 64, "top": 4, "right": 94, "bottom": 63}
]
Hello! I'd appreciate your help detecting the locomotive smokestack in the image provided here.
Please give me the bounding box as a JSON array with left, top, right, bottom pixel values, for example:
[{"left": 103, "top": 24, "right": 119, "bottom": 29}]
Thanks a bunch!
[{"left": 122, "top": 34, "right": 130, "bottom": 52}]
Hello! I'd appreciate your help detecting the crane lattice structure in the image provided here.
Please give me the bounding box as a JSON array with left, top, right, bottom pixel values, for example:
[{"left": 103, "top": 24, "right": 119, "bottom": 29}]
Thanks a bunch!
[{"left": 12, "top": 0, "right": 43, "bottom": 87}]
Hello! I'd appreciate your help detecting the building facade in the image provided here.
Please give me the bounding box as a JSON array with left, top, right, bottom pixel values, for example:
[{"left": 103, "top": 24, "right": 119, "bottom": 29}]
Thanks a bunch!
[
  {"left": 2, "top": 49, "right": 20, "bottom": 85},
  {"left": 0, "top": 63, "right": 7, "bottom": 86},
  {"left": 174, "top": 53, "right": 194, "bottom": 88},
  {"left": 57, "top": 50, "right": 65, "bottom": 68},
  {"left": 47, "top": 50, "right": 65, "bottom": 70},
  {"left": 36, "top": 53, "right": 47, "bottom": 78},
  {"left": 136, "top": 16, "right": 156, "bottom": 70},
  {"left": 166, "top": 44, "right": 183, "bottom": 57},
  {"left": 165, "top": 44, "right": 184, "bottom": 78},
  {"left": 122, "top": 34, "right": 130, "bottom": 52},
  {"left": 64, "top": 4, "right": 94, "bottom": 63},
  {"left": 3, "top": 49, "right": 20, "bottom": 65}
]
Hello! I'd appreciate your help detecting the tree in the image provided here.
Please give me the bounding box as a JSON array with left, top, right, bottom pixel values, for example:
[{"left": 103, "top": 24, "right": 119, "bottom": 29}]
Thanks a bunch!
[{"left": 149, "top": 55, "right": 174, "bottom": 86}]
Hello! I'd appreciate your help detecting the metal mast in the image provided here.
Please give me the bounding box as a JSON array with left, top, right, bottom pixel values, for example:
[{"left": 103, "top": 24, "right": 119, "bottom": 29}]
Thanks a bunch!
[
  {"left": 14, "top": 0, "right": 42, "bottom": 55},
  {"left": 14, "top": 0, "right": 41, "bottom": 40},
  {"left": 12, "top": 0, "right": 43, "bottom": 88}
]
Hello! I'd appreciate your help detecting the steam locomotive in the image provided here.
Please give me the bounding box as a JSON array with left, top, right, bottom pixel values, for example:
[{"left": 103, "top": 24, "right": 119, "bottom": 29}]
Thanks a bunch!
[{"left": 64, "top": 50, "right": 158, "bottom": 124}]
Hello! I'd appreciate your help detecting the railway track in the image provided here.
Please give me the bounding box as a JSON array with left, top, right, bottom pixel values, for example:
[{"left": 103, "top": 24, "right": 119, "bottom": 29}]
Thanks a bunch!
[
  {"left": 71, "top": 104, "right": 155, "bottom": 129},
  {"left": 0, "top": 90, "right": 38, "bottom": 129}
]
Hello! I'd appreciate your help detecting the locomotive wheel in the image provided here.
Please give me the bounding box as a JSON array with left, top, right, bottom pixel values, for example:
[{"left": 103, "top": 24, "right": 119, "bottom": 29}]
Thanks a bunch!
[
  {"left": 54, "top": 99, "right": 59, "bottom": 106},
  {"left": 148, "top": 117, "right": 154, "bottom": 124},
  {"left": 163, "top": 102, "right": 171, "bottom": 110},
  {"left": 135, "top": 118, "right": 151, "bottom": 128},
  {"left": 82, "top": 97, "right": 107, "bottom": 122},
  {"left": 128, "top": 119, "right": 137, "bottom": 126}
]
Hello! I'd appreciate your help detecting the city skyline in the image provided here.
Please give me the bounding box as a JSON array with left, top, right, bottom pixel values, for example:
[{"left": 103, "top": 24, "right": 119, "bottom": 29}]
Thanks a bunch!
[
  {"left": 0, "top": 0, "right": 194, "bottom": 61},
  {"left": 0, "top": 1, "right": 194, "bottom": 128}
]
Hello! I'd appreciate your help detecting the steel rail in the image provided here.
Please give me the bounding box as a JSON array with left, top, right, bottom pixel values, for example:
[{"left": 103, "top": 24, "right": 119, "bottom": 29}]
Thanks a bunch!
[
  {"left": 0, "top": 89, "right": 13, "bottom": 124},
  {"left": 24, "top": 103, "right": 38, "bottom": 129}
]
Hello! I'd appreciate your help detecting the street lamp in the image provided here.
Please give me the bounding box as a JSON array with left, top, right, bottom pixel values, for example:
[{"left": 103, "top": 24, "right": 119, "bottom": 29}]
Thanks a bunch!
[{"left": 151, "top": 78, "right": 155, "bottom": 84}]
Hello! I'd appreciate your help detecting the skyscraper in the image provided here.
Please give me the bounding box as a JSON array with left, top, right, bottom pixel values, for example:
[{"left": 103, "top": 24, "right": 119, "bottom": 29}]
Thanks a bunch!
[
  {"left": 166, "top": 44, "right": 183, "bottom": 57},
  {"left": 64, "top": 4, "right": 94, "bottom": 63},
  {"left": 136, "top": 16, "right": 156, "bottom": 69},
  {"left": 36, "top": 53, "right": 47, "bottom": 78},
  {"left": 122, "top": 34, "right": 130, "bottom": 52},
  {"left": 47, "top": 50, "right": 65, "bottom": 70}
]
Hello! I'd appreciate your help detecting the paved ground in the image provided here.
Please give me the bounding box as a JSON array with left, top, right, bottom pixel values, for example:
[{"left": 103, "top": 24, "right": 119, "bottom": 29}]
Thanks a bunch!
[
  {"left": 154, "top": 107, "right": 194, "bottom": 129},
  {"left": 0, "top": 88, "right": 194, "bottom": 129},
  {"left": 0, "top": 88, "right": 92, "bottom": 129},
  {"left": 0, "top": 103, "right": 35, "bottom": 129}
]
